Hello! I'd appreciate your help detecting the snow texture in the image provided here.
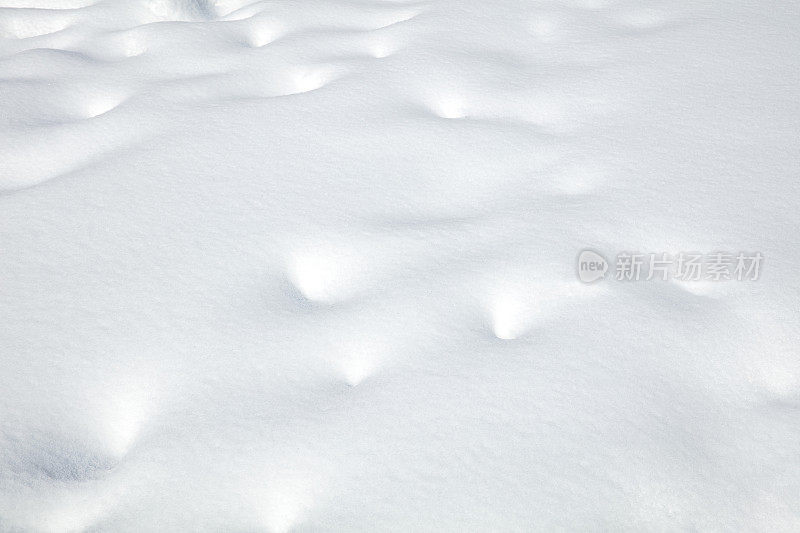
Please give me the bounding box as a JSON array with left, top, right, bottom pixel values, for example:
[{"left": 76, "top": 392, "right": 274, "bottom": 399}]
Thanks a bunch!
[{"left": 0, "top": 0, "right": 799, "bottom": 530}]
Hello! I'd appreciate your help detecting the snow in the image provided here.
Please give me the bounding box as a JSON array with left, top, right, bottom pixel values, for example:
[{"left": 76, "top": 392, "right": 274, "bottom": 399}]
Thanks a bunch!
[{"left": 1, "top": 0, "right": 799, "bottom": 530}]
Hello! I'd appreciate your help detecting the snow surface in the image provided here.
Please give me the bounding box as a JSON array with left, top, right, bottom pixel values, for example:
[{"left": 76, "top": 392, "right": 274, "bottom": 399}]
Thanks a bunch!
[{"left": 1, "top": 0, "right": 799, "bottom": 530}]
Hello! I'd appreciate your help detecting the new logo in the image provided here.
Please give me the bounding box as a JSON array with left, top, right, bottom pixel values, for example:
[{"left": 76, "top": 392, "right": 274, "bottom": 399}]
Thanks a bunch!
[{"left": 577, "top": 250, "right": 608, "bottom": 283}]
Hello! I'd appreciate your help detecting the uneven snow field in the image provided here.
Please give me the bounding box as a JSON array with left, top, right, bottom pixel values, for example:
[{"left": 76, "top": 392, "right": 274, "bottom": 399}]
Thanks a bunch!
[{"left": 1, "top": 0, "right": 799, "bottom": 530}]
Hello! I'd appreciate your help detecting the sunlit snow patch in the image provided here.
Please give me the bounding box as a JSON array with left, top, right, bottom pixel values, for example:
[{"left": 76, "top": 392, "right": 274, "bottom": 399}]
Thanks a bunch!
[
  {"left": 368, "top": 40, "right": 396, "bottom": 58},
  {"left": 96, "top": 382, "right": 153, "bottom": 456},
  {"left": 288, "top": 243, "right": 365, "bottom": 303},
  {"left": 84, "top": 96, "right": 124, "bottom": 118},
  {"left": 433, "top": 96, "right": 467, "bottom": 119},
  {"left": 1, "top": 12, "right": 72, "bottom": 39},
  {"left": 489, "top": 280, "right": 605, "bottom": 339},
  {"left": 245, "top": 21, "right": 284, "bottom": 48},
  {"left": 338, "top": 338, "right": 389, "bottom": 385},
  {"left": 291, "top": 67, "right": 336, "bottom": 94},
  {"left": 529, "top": 16, "right": 562, "bottom": 42},
  {"left": 371, "top": 10, "right": 419, "bottom": 30},
  {"left": 490, "top": 294, "right": 536, "bottom": 340},
  {"left": 115, "top": 33, "right": 146, "bottom": 57},
  {"left": 670, "top": 278, "right": 724, "bottom": 298},
  {"left": 257, "top": 478, "right": 317, "bottom": 533},
  {"left": 341, "top": 353, "right": 376, "bottom": 386}
]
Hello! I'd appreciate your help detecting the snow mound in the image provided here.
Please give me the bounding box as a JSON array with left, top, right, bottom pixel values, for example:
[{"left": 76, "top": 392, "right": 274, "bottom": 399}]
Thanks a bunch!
[{"left": 1, "top": 0, "right": 799, "bottom": 530}]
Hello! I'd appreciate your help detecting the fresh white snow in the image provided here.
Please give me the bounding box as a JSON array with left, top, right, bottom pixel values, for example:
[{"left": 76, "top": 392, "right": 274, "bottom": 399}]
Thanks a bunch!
[{"left": 1, "top": 0, "right": 799, "bottom": 530}]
